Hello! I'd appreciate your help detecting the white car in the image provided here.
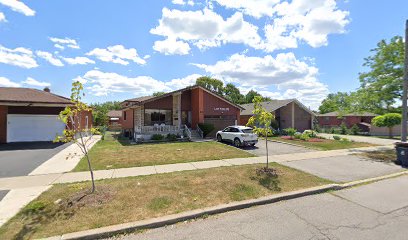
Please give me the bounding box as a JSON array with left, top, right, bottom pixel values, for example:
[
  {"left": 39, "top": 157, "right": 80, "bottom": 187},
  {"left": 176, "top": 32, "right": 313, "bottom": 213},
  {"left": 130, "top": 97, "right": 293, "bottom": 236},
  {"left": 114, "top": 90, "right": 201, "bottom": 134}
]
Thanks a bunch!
[{"left": 216, "top": 126, "right": 258, "bottom": 147}]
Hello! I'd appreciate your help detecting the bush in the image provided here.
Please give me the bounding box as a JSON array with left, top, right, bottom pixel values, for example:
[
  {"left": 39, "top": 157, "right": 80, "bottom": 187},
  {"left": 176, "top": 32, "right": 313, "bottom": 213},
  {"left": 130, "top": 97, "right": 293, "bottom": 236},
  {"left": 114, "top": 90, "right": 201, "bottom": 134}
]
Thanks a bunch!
[
  {"left": 333, "top": 135, "right": 341, "bottom": 140},
  {"left": 340, "top": 122, "right": 348, "bottom": 135},
  {"left": 151, "top": 134, "right": 164, "bottom": 141},
  {"left": 299, "top": 133, "right": 310, "bottom": 141},
  {"left": 340, "top": 137, "right": 351, "bottom": 142},
  {"left": 284, "top": 128, "right": 297, "bottom": 138},
  {"left": 166, "top": 133, "right": 178, "bottom": 141},
  {"left": 303, "top": 130, "right": 317, "bottom": 138},
  {"left": 313, "top": 124, "right": 321, "bottom": 133},
  {"left": 330, "top": 127, "right": 336, "bottom": 134},
  {"left": 198, "top": 123, "right": 215, "bottom": 137},
  {"left": 294, "top": 133, "right": 301, "bottom": 139},
  {"left": 350, "top": 124, "right": 360, "bottom": 135}
]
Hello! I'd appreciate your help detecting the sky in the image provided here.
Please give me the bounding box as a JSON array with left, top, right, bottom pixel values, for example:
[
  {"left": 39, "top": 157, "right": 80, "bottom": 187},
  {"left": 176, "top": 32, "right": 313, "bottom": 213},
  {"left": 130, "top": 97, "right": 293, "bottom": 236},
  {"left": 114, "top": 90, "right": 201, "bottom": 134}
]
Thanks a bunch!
[{"left": 0, "top": 0, "right": 407, "bottom": 110}]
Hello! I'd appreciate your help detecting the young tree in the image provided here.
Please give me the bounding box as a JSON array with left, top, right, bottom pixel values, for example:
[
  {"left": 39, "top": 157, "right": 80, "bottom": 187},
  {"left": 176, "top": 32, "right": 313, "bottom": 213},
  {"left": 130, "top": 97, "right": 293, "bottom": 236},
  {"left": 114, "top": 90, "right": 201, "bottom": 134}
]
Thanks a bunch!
[
  {"left": 247, "top": 96, "right": 275, "bottom": 168},
  {"left": 371, "top": 113, "right": 402, "bottom": 138},
  {"left": 55, "top": 81, "right": 99, "bottom": 193}
]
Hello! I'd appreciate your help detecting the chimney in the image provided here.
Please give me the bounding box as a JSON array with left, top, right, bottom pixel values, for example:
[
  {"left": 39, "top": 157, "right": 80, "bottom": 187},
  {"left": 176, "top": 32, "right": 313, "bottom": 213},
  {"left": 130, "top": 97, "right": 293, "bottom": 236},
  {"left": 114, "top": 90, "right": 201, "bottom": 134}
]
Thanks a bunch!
[{"left": 43, "top": 87, "right": 50, "bottom": 93}]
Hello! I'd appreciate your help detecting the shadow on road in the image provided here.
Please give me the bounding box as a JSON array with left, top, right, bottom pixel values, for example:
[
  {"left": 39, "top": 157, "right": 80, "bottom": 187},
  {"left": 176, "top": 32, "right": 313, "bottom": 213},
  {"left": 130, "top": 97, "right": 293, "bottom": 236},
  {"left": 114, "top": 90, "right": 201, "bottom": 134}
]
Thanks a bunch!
[{"left": 0, "top": 142, "right": 66, "bottom": 151}]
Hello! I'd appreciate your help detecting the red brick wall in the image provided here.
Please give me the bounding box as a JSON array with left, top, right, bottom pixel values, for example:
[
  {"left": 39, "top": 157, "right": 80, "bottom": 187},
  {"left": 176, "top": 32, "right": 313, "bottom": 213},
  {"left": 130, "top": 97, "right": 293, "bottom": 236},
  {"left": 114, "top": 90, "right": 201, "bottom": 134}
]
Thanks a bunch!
[
  {"left": 240, "top": 115, "right": 251, "bottom": 126},
  {"left": 0, "top": 106, "right": 7, "bottom": 143},
  {"left": 66, "top": 110, "right": 93, "bottom": 130},
  {"left": 191, "top": 88, "right": 204, "bottom": 129},
  {"left": 121, "top": 109, "right": 134, "bottom": 129},
  {"left": 144, "top": 95, "right": 173, "bottom": 110},
  {"left": 202, "top": 90, "right": 240, "bottom": 118}
]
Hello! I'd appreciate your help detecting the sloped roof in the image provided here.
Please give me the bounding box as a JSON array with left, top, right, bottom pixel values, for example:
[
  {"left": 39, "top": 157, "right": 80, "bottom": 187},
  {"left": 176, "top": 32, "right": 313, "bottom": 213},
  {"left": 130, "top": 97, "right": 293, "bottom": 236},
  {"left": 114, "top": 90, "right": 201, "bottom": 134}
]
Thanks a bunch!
[
  {"left": 240, "top": 99, "right": 297, "bottom": 116},
  {"left": 317, "top": 111, "right": 378, "bottom": 117},
  {"left": 125, "top": 96, "right": 154, "bottom": 103},
  {"left": 0, "top": 87, "right": 71, "bottom": 105},
  {"left": 107, "top": 110, "right": 122, "bottom": 118}
]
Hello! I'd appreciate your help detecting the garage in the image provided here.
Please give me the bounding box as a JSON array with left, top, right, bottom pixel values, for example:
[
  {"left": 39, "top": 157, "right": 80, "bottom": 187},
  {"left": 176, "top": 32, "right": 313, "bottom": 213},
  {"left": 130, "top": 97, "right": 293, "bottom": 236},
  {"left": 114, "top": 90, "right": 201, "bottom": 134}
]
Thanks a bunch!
[
  {"left": 204, "top": 116, "right": 237, "bottom": 137},
  {"left": 7, "top": 114, "right": 66, "bottom": 142}
]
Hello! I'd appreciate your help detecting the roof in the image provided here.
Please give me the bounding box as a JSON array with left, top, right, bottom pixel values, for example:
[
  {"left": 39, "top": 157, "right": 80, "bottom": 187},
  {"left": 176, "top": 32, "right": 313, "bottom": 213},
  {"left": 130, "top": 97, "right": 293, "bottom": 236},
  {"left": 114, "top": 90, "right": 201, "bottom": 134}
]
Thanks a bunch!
[
  {"left": 122, "top": 85, "right": 244, "bottom": 110},
  {"left": 107, "top": 110, "right": 122, "bottom": 118},
  {"left": 317, "top": 111, "right": 378, "bottom": 117},
  {"left": 0, "top": 87, "right": 72, "bottom": 105},
  {"left": 240, "top": 99, "right": 315, "bottom": 116}
]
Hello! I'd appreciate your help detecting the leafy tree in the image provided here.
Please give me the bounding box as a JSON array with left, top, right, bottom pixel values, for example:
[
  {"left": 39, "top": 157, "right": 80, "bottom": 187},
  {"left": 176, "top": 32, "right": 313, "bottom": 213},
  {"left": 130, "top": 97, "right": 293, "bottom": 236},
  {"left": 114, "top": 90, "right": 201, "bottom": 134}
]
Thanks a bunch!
[
  {"left": 90, "top": 101, "right": 121, "bottom": 127},
  {"left": 153, "top": 91, "right": 166, "bottom": 97},
  {"left": 224, "top": 83, "right": 245, "bottom": 104},
  {"left": 196, "top": 76, "right": 224, "bottom": 95},
  {"left": 371, "top": 113, "right": 402, "bottom": 138},
  {"left": 247, "top": 96, "right": 275, "bottom": 168},
  {"left": 245, "top": 90, "right": 271, "bottom": 104},
  {"left": 350, "top": 124, "right": 360, "bottom": 135},
  {"left": 55, "top": 81, "right": 99, "bottom": 193},
  {"left": 319, "top": 92, "right": 352, "bottom": 114},
  {"left": 357, "top": 36, "right": 404, "bottom": 114}
]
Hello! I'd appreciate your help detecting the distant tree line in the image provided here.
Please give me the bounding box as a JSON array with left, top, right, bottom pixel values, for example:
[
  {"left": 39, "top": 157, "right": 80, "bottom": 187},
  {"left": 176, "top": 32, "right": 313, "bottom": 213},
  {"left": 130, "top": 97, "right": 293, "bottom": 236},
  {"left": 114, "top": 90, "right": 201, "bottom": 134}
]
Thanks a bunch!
[{"left": 90, "top": 101, "right": 121, "bottom": 127}]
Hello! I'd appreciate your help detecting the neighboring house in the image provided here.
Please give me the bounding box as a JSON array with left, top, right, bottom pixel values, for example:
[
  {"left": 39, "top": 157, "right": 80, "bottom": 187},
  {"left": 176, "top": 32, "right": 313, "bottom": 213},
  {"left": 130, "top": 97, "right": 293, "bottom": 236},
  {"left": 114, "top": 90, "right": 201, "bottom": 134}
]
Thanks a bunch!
[
  {"left": 0, "top": 87, "right": 92, "bottom": 143},
  {"left": 121, "top": 85, "right": 243, "bottom": 139},
  {"left": 107, "top": 110, "right": 122, "bottom": 129},
  {"left": 317, "top": 112, "right": 377, "bottom": 130},
  {"left": 240, "top": 99, "right": 315, "bottom": 132}
]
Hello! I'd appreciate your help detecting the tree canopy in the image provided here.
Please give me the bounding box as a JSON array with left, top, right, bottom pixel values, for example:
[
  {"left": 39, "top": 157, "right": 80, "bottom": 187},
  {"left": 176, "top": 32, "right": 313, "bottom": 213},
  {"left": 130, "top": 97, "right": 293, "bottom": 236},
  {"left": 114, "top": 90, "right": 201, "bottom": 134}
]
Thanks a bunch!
[{"left": 90, "top": 101, "right": 121, "bottom": 127}]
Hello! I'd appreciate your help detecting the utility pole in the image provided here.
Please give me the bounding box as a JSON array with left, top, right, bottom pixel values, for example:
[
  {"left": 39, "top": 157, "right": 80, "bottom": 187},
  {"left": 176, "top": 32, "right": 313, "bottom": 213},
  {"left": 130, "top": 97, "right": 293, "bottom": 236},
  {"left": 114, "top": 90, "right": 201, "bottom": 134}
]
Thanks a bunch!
[{"left": 402, "top": 19, "right": 408, "bottom": 142}]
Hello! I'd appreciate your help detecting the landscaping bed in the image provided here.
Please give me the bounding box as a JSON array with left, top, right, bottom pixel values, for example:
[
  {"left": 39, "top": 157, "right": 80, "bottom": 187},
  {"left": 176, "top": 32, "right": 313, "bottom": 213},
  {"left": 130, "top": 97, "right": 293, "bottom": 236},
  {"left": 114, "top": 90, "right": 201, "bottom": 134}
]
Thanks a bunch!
[
  {"left": 73, "top": 132, "right": 254, "bottom": 171},
  {"left": 0, "top": 163, "right": 331, "bottom": 239},
  {"left": 271, "top": 136, "right": 376, "bottom": 151}
]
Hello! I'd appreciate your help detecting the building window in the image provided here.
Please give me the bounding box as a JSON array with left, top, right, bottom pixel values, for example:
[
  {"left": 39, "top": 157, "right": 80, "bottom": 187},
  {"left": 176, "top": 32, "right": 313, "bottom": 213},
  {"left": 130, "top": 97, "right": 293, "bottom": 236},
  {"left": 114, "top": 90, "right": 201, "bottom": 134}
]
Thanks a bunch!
[
  {"left": 124, "top": 111, "right": 127, "bottom": 120},
  {"left": 144, "top": 109, "right": 172, "bottom": 125}
]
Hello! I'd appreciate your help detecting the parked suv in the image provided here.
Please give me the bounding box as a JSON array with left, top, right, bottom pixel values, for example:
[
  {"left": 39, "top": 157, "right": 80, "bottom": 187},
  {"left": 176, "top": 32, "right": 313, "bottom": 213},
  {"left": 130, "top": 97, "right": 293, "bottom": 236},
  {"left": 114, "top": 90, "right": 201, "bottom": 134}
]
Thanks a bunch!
[{"left": 216, "top": 126, "right": 258, "bottom": 147}]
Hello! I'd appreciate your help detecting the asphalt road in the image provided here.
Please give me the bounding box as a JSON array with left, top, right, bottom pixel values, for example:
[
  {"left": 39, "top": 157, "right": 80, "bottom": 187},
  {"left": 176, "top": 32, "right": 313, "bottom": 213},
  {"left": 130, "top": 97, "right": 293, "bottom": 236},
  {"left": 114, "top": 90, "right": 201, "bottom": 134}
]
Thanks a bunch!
[
  {"left": 111, "top": 176, "right": 408, "bottom": 240},
  {"left": 0, "top": 190, "right": 7, "bottom": 201},
  {"left": 243, "top": 139, "right": 313, "bottom": 156},
  {"left": 0, "top": 142, "right": 70, "bottom": 177}
]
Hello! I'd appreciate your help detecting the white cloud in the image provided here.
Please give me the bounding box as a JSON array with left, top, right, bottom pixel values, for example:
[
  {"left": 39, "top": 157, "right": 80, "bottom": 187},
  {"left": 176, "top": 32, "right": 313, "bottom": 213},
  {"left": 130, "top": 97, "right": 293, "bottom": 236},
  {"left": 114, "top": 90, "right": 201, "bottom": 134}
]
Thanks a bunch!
[
  {"left": 0, "top": 45, "right": 38, "bottom": 68},
  {"left": 62, "top": 56, "right": 95, "bottom": 65},
  {"left": 165, "top": 74, "right": 201, "bottom": 89},
  {"left": 87, "top": 45, "right": 146, "bottom": 65},
  {"left": 0, "top": 12, "right": 6, "bottom": 22},
  {"left": 193, "top": 52, "right": 328, "bottom": 109},
  {"left": 213, "top": 0, "right": 279, "bottom": 19},
  {"left": 36, "top": 51, "right": 64, "bottom": 67},
  {"left": 150, "top": 8, "right": 262, "bottom": 53},
  {"left": 49, "top": 37, "right": 80, "bottom": 50},
  {"left": 22, "top": 77, "right": 50, "bottom": 87},
  {"left": 153, "top": 38, "right": 191, "bottom": 55},
  {"left": 0, "top": 76, "right": 20, "bottom": 87},
  {"left": 172, "top": 0, "right": 194, "bottom": 6},
  {"left": 0, "top": 0, "right": 35, "bottom": 16}
]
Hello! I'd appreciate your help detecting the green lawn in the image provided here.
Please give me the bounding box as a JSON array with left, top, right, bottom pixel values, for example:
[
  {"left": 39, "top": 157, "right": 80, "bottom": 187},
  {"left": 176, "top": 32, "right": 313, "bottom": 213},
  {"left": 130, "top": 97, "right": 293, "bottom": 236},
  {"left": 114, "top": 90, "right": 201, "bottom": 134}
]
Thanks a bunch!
[
  {"left": 271, "top": 137, "right": 376, "bottom": 151},
  {"left": 0, "top": 163, "right": 331, "bottom": 239},
  {"left": 73, "top": 132, "right": 254, "bottom": 171}
]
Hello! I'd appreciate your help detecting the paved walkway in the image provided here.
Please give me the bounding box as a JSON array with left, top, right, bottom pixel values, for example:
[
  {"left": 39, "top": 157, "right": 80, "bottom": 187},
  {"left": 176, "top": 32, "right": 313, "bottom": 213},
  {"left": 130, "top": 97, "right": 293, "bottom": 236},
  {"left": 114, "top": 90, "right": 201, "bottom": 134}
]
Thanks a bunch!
[
  {"left": 115, "top": 175, "right": 408, "bottom": 240},
  {"left": 318, "top": 133, "right": 398, "bottom": 145}
]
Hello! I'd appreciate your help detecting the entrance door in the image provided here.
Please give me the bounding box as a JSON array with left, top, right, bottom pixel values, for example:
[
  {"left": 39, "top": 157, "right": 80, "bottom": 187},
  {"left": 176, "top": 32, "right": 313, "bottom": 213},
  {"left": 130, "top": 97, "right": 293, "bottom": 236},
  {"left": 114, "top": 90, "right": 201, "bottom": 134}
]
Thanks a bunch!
[
  {"left": 181, "top": 111, "right": 192, "bottom": 128},
  {"left": 7, "top": 114, "right": 66, "bottom": 142}
]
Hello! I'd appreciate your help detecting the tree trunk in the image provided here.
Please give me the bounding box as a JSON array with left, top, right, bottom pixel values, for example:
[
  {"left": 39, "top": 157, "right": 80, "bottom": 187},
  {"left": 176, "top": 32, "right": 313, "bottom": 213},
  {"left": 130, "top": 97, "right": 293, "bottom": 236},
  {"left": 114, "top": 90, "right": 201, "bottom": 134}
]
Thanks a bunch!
[
  {"left": 265, "top": 128, "right": 269, "bottom": 169},
  {"left": 80, "top": 133, "right": 95, "bottom": 194},
  {"left": 388, "top": 127, "right": 393, "bottom": 139}
]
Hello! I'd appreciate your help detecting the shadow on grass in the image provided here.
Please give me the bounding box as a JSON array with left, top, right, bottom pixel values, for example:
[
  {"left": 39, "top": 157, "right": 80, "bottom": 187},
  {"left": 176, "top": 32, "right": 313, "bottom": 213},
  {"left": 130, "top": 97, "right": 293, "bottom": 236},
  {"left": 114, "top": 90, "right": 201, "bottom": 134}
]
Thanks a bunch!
[{"left": 251, "top": 167, "right": 281, "bottom": 191}]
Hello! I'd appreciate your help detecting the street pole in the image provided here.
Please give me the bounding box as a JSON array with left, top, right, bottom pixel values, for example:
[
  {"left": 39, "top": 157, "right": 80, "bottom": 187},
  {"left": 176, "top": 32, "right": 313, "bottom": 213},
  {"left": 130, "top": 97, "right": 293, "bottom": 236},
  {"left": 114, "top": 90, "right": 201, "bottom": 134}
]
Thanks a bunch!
[{"left": 402, "top": 20, "right": 408, "bottom": 142}]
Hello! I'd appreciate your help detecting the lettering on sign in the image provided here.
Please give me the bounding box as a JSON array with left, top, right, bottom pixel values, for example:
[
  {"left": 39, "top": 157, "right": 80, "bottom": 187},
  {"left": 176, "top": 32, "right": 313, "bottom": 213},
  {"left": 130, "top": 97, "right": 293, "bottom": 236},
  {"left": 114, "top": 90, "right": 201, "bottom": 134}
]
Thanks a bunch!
[{"left": 214, "top": 107, "right": 229, "bottom": 111}]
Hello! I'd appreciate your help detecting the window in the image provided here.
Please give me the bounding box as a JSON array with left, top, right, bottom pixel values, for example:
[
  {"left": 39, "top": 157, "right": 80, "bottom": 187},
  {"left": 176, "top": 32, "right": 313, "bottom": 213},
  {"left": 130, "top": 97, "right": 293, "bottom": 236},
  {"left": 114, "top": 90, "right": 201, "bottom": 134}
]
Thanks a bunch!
[
  {"left": 144, "top": 109, "right": 172, "bottom": 125},
  {"left": 230, "top": 128, "right": 240, "bottom": 133},
  {"left": 241, "top": 129, "right": 253, "bottom": 134},
  {"left": 124, "top": 111, "right": 127, "bottom": 121}
]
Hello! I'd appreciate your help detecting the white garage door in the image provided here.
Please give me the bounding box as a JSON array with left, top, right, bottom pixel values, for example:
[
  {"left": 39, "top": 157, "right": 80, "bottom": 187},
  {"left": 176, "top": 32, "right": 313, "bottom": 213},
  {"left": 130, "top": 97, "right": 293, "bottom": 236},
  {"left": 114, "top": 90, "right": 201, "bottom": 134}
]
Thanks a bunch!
[{"left": 7, "top": 114, "right": 66, "bottom": 142}]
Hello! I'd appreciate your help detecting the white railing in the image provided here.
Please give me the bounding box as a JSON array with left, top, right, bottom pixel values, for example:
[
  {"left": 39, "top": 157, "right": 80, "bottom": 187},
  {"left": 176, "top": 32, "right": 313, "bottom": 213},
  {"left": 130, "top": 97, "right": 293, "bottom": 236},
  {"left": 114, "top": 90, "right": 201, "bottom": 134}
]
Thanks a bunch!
[
  {"left": 196, "top": 124, "right": 204, "bottom": 138},
  {"left": 135, "top": 125, "right": 180, "bottom": 133},
  {"left": 184, "top": 125, "right": 192, "bottom": 139}
]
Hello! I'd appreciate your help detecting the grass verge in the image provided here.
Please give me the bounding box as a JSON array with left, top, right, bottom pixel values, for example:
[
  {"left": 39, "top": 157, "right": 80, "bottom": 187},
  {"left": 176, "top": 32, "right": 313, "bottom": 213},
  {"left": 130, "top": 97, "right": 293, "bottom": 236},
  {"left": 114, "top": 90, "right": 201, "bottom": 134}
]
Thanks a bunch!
[
  {"left": 271, "top": 137, "right": 375, "bottom": 151},
  {"left": 0, "top": 163, "right": 331, "bottom": 239},
  {"left": 73, "top": 132, "right": 254, "bottom": 171},
  {"left": 357, "top": 149, "right": 398, "bottom": 164}
]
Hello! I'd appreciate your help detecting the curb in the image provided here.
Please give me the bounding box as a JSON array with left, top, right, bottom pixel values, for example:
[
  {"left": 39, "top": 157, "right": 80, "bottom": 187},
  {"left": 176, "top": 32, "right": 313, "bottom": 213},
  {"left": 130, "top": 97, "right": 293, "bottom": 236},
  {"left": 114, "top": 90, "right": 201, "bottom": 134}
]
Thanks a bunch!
[{"left": 42, "top": 173, "right": 408, "bottom": 240}]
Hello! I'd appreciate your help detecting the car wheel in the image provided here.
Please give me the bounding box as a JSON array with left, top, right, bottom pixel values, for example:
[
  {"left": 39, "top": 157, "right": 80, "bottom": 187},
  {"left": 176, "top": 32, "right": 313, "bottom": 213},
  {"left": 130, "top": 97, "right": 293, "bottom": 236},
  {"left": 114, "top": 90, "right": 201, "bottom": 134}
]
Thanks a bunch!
[
  {"left": 217, "top": 134, "right": 223, "bottom": 142},
  {"left": 234, "top": 138, "right": 241, "bottom": 147}
]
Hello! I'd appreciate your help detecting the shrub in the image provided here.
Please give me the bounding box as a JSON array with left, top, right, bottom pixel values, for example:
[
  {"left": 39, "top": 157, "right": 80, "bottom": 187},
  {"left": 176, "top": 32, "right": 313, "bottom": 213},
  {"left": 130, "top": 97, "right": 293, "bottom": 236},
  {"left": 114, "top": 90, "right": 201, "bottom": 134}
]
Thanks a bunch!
[
  {"left": 330, "top": 127, "right": 336, "bottom": 134},
  {"left": 303, "top": 130, "right": 317, "bottom": 138},
  {"left": 372, "top": 113, "right": 402, "bottom": 138},
  {"left": 340, "top": 122, "right": 348, "bottom": 135},
  {"left": 151, "top": 134, "right": 164, "bottom": 141},
  {"left": 198, "top": 123, "right": 215, "bottom": 137},
  {"left": 350, "top": 124, "right": 360, "bottom": 135},
  {"left": 166, "top": 133, "right": 178, "bottom": 141},
  {"left": 299, "top": 133, "right": 310, "bottom": 141},
  {"left": 294, "top": 133, "right": 302, "bottom": 139},
  {"left": 313, "top": 124, "right": 321, "bottom": 133},
  {"left": 340, "top": 137, "right": 350, "bottom": 142},
  {"left": 284, "top": 128, "right": 297, "bottom": 139},
  {"left": 333, "top": 135, "right": 341, "bottom": 140}
]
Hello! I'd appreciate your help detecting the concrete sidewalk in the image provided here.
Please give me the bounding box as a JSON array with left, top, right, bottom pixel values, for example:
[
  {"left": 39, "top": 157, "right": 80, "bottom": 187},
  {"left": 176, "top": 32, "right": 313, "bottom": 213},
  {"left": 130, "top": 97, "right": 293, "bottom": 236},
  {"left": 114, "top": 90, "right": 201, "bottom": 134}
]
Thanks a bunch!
[{"left": 318, "top": 133, "right": 398, "bottom": 145}]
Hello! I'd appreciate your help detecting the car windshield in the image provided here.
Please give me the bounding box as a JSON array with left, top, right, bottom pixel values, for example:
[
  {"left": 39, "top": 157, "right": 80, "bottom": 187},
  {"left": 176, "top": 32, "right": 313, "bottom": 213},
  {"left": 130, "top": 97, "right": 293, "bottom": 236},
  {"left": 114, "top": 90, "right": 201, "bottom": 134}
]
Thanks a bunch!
[{"left": 241, "top": 129, "right": 253, "bottom": 134}]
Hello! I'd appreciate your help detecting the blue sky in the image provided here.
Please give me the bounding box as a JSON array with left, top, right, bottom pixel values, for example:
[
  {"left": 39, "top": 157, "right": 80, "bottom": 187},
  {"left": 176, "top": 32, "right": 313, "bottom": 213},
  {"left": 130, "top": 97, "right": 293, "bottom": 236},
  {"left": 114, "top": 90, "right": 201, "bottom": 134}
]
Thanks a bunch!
[{"left": 0, "top": 0, "right": 406, "bottom": 109}]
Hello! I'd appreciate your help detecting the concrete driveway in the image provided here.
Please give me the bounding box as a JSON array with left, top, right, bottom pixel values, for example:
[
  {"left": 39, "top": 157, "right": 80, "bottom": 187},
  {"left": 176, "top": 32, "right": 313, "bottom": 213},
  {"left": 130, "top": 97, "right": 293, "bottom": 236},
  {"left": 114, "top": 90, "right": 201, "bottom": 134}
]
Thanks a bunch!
[
  {"left": 243, "top": 139, "right": 312, "bottom": 156},
  {"left": 318, "top": 133, "right": 397, "bottom": 145},
  {"left": 111, "top": 176, "right": 408, "bottom": 240},
  {"left": 0, "top": 142, "right": 70, "bottom": 178},
  {"left": 281, "top": 155, "right": 404, "bottom": 182}
]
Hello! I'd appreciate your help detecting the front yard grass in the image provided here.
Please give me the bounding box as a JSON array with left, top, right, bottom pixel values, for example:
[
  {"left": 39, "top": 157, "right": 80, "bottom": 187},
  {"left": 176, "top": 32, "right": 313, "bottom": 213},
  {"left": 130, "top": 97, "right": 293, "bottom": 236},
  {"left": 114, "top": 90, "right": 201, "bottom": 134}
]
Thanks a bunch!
[
  {"left": 0, "top": 163, "right": 331, "bottom": 239},
  {"left": 73, "top": 132, "right": 254, "bottom": 171},
  {"left": 271, "top": 137, "right": 376, "bottom": 151}
]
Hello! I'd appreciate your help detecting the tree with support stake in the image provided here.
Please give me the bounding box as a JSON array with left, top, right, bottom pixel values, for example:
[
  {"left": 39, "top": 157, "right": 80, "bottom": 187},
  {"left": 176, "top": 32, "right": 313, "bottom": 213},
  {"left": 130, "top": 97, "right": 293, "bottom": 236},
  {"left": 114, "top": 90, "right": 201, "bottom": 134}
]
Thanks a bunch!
[{"left": 55, "top": 81, "right": 99, "bottom": 193}]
